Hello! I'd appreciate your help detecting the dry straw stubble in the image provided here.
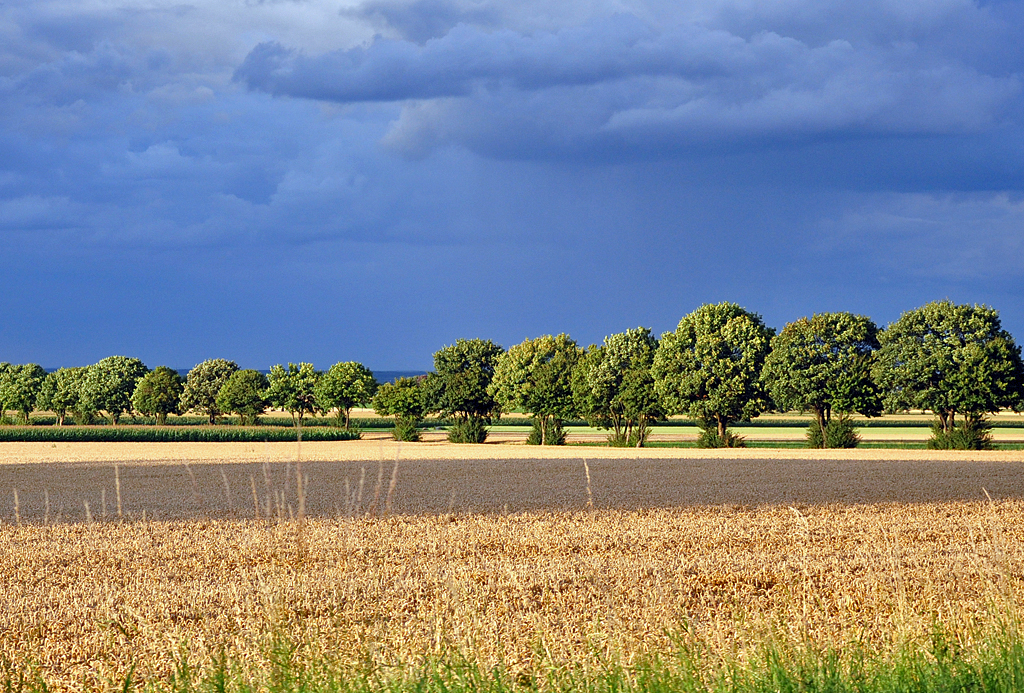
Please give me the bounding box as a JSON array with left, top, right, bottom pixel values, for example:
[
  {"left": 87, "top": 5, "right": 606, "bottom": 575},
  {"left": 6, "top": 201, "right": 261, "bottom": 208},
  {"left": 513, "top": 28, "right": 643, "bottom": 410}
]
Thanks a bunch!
[{"left": 1, "top": 501, "right": 1022, "bottom": 690}]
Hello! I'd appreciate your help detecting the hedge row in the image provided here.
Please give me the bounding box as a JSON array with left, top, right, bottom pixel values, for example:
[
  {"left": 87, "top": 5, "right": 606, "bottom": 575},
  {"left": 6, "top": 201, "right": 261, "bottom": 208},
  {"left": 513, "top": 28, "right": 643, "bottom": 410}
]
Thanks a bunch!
[{"left": 0, "top": 427, "right": 362, "bottom": 443}]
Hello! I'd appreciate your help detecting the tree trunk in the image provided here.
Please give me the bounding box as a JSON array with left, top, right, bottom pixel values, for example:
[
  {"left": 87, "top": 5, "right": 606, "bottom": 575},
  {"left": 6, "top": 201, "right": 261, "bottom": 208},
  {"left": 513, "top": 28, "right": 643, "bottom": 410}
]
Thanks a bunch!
[
  {"left": 343, "top": 408, "right": 351, "bottom": 430},
  {"left": 717, "top": 415, "right": 726, "bottom": 440},
  {"left": 541, "top": 415, "right": 547, "bottom": 445}
]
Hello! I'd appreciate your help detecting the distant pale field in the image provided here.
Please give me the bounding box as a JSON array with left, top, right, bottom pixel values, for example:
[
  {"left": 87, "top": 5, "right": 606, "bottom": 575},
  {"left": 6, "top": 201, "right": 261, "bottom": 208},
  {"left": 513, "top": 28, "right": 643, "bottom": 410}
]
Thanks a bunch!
[
  {"left": 2, "top": 439, "right": 1024, "bottom": 467},
  {"left": 2, "top": 502, "right": 1021, "bottom": 690}
]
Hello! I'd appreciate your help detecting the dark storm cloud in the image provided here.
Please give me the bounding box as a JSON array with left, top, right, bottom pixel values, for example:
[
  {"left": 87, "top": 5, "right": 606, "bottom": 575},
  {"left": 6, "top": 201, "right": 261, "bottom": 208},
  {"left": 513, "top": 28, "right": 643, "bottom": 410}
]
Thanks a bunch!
[
  {"left": 236, "top": 11, "right": 1020, "bottom": 160},
  {"left": 3, "top": 0, "right": 1024, "bottom": 369}
]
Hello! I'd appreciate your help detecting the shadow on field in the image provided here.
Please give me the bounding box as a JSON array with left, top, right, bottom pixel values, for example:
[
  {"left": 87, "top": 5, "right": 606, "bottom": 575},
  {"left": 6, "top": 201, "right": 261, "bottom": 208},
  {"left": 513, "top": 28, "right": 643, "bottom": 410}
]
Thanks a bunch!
[{"left": 2, "top": 457, "right": 1024, "bottom": 523}]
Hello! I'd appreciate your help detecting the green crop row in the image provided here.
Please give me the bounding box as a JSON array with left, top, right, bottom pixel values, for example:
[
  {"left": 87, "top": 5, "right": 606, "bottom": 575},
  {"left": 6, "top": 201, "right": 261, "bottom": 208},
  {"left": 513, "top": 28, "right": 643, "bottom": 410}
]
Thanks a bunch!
[{"left": 0, "top": 427, "right": 361, "bottom": 443}]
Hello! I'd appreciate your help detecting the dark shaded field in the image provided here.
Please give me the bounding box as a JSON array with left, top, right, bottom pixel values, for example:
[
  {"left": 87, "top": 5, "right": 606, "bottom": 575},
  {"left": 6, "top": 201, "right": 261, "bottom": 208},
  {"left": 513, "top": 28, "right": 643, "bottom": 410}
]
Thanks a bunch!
[{"left": 1, "top": 457, "right": 1023, "bottom": 523}]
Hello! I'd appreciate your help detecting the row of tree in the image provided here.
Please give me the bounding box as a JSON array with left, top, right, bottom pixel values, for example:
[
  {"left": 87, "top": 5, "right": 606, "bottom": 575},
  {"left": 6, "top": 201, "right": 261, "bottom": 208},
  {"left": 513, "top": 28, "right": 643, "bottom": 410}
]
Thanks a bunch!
[
  {"left": 373, "top": 300, "right": 1024, "bottom": 448},
  {"left": 2, "top": 300, "right": 1022, "bottom": 448},
  {"left": 0, "top": 358, "right": 377, "bottom": 430}
]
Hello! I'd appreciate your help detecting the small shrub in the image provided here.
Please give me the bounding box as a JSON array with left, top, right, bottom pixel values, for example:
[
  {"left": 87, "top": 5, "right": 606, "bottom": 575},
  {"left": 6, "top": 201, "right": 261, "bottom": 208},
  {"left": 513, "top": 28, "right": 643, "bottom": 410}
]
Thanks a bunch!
[
  {"left": 928, "top": 419, "right": 994, "bottom": 450},
  {"left": 527, "top": 417, "right": 566, "bottom": 445},
  {"left": 697, "top": 427, "right": 745, "bottom": 448},
  {"left": 391, "top": 417, "right": 421, "bottom": 442},
  {"left": 447, "top": 418, "right": 488, "bottom": 444},
  {"left": 606, "top": 428, "right": 649, "bottom": 447},
  {"left": 807, "top": 414, "right": 861, "bottom": 449}
]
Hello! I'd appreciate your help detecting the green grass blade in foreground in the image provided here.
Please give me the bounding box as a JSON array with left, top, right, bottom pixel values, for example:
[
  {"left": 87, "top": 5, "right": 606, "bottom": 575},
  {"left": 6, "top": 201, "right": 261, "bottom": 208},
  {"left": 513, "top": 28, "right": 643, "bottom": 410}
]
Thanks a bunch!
[{"left": 9, "top": 620, "right": 1023, "bottom": 693}]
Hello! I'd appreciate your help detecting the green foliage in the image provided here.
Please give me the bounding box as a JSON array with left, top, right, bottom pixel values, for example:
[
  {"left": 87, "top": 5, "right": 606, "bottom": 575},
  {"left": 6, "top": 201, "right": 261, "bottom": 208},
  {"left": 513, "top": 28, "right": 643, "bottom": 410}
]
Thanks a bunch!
[
  {"left": 423, "top": 338, "right": 504, "bottom": 443},
  {"left": 0, "top": 363, "right": 46, "bottom": 424},
  {"left": 266, "top": 363, "right": 322, "bottom": 425},
  {"left": 373, "top": 376, "right": 427, "bottom": 441},
  {"left": 762, "top": 312, "right": 881, "bottom": 446},
  {"left": 314, "top": 362, "right": 378, "bottom": 429},
  {"left": 697, "top": 424, "right": 746, "bottom": 448},
  {"left": 874, "top": 300, "right": 1024, "bottom": 434},
  {"left": 80, "top": 356, "right": 148, "bottom": 424},
  {"left": 491, "top": 334, "right": 581, "bottom": 445},
  {"left": 0, "top": 427, "right": 359, "bottom": 442},
  {"left": 390, "top": 417, "right": 421, "bottom": 442},
  {"left": 37, "top": 367, "right": 90, "bottom": 426},
  {"left": 806, "top": 413, "right": 861, "bottom": 448},
  {"left": 927, "top": 418, "right": 994, "bottom": 450},
  {"left": 131, "top": 366, "right": 184, "bottom": 425},
  {"left": 216, "top": 370, "right": 269, "bottom": 426},
  {"left": 446, "top": 417, "right": 489, "bottom": 444},
  {"left": 181, "top": 359, "right": 239, "bottom": 424},
  {"left": 654, "top": 303, "right": 774, "bottom": 440},
  {"left": 526, "top": 416, "right": 566, "bottom": 445},
  {"left": 572, "top": 327, "right": 663, "bottom": 447}
]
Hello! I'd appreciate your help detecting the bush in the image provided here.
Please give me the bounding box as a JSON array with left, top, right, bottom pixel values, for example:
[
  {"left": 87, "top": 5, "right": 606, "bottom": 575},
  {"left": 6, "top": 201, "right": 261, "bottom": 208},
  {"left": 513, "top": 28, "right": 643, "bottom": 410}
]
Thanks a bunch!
[
  {"left": 391, "top": 417, "right": 421, "bottom": 442},
  {"left": 806, "top": 414, "right": 861, "bottom": 448},
  {"left": 928, "top": 419, "right": 994, "bottom": 450},
  {"left": 447, "top": 418, "right": 488, "bottom": 443},
  {"left": 527, "top": 417, "right": 566, "bottom": 445},
  {"left": 606, "top": 428, "right": 649, "bottom": 447},
  {"left": 697, "top": 427, "right": 745, "bottom": 448}
]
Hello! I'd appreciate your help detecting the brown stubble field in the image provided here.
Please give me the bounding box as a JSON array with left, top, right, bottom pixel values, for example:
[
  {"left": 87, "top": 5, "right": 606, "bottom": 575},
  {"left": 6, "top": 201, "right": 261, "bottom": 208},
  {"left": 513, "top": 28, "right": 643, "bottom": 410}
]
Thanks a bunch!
[{"left": 1, "top": 443, "right": 1023, "bottom": 690}]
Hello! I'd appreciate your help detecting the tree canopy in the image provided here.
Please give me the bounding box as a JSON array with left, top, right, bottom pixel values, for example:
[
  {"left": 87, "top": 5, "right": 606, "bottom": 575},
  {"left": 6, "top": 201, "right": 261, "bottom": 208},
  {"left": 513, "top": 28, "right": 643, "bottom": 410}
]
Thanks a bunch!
[
  {"left": 373, "top": 376, "right": 427, "bottom": 442},
  {"left": 181, "top": 359, "right": 239, "bottom": 424},
  {"left": 490, "top": 334, "right": 581, "bottom": 444},
  {"left": 132, "top": 366, "right": 184, "bottom": 425},
  {"left": 0, "top": 363, "right": 46, "bottom": 424},
  {"left": 571, "top": 327, "right": 662, "bottom": 447},
  {"left": 653, "top": 303, "right": 774, "bottom": 442},
  {"left": 761, "top": 312, "right": 881, "bottom": 441},
  {"left": 873, "top": 301, "right": 1024, "bottom": 431},
  {"left": 314, "top": 362, "right": 378, "bottom": 429},
  {"left": 216, "top": 369, "right": 269, "bottom": 425},
  {"left": 80, "top": 356, "right": 148, "bottom": 424},
  {"left": 424, "top": 339, "right": 504, "bottom": 442},
  {"left": 267, "top": 362, "right": 321, "bottom": 425},
  {"left": 37, "top": 367, "right": 90, "bottom": 426}
]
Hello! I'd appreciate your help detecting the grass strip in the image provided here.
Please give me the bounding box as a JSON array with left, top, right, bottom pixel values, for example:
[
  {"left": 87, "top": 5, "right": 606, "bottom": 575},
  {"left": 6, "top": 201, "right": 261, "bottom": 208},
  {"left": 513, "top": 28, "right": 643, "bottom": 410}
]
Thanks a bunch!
[{"left": 5, "top": 621, "right": 1022, "bottom": 693}]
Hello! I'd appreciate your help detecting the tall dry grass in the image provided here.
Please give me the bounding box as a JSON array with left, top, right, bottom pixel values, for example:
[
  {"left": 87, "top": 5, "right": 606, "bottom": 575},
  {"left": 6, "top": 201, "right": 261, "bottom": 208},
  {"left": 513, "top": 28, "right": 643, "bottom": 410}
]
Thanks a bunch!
[{"left": 1, "top": 501, "right": 1022, "bottom": 690}]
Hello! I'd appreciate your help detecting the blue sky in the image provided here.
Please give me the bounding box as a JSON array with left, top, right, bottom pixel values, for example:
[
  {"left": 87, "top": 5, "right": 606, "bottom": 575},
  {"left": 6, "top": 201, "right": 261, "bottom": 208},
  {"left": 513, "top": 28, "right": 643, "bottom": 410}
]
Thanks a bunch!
[{"left": 2, "top": 0, "right": 1023, "bottom": 370}]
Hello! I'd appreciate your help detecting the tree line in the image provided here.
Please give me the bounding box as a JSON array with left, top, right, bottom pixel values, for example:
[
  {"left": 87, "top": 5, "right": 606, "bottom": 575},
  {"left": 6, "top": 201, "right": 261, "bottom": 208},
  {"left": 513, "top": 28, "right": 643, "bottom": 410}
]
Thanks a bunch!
[{"left": 2, "top": 300, "right": 1022, "bottom": 449}]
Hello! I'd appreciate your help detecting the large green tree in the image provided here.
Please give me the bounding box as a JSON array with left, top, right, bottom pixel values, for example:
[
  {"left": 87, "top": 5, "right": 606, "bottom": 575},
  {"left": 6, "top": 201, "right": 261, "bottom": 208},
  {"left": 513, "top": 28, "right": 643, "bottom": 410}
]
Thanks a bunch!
[
  {"left": 653, "top": 303, "right": 774, "bottom": 443},
  {"left": 571, "top": 327, "right": 663, "bottom": 447},
  {"left": 216, "top": 369, "right": 269, "bottom": 425},
  {"left": 873, "top": 301, "right": 1024, "bottom": 431},
  {"left": 81, "top": 356, "right": 148, "bottom": 424},
  {"left": 761, "top": 313, "right": 881, "bottom": 445},
  {"left": 314, "top": 362, "right": 378, "bottom": 429},
  {"left": 181, "top": 359, "right": 239, "bottom": 424},
  {"left": 490, "top": 334, "right": 582, "bottom": 445},
  {"left": 373, "top": 376, "right": 427, "bottom": 441},
  {"left": 132, "top": 366, "right": 184, "bottom": 425},
  {"left": 37, "top": 367, "right": 90, "bottom": 426},
  {"left": 267, "top": 363, "right": 322, "bottom": 425},
  {"left": 423, "top": 338, "right": 504, "bottom": 443},
  {"left": 0, "top": 364, "right": 47, "bottom": 424}
]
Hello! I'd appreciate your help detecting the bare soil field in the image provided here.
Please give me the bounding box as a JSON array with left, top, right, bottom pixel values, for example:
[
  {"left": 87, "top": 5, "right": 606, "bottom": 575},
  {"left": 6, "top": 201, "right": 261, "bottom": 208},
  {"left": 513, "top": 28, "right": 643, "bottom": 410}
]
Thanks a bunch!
[
  {"left": 2, "top": 502, "right": 1022, "bottom": 689},
  {"left": 1, "top": 442, "right": 1023, "bottom": 522}
]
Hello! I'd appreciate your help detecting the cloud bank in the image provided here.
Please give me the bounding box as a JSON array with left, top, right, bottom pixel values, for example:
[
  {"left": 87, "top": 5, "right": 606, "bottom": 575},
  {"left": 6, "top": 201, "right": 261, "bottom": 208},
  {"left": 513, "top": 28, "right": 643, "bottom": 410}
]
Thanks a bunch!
[
  {"left": 1, "top": 0, "right": 1023, "bottom": 368},
  {"left": 236, "top": 2, "right": 1021, "bottom": 158}
]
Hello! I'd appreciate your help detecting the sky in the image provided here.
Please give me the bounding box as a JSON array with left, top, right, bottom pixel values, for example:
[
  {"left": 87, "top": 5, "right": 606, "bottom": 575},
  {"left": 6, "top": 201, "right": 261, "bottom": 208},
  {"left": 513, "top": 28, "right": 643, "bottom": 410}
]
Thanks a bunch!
[{"left": 1, "top": 0, "right": 1023, "bottom": 371}]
